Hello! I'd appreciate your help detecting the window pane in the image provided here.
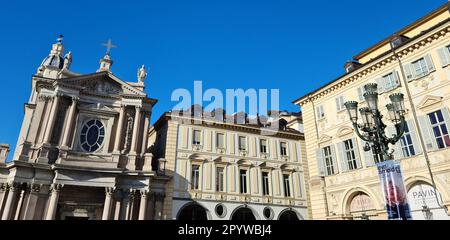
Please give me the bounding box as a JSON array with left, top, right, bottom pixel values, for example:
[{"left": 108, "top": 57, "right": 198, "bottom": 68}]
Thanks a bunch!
[
  {"left": 429, "top": 113, "right": 437, "bottom": 124},
  {"left": 437, "top": 110, "right": 444, "bottom": 123}
]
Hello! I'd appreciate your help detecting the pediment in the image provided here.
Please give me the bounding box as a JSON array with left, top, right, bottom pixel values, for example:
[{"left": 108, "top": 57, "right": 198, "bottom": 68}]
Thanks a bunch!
[
  {"left": 60, "top": 72, "right": 146, "bottom": 97},
  {"left": 337, "top": 126, "right": 354, "bottom": 138},
  {"left": 417, "top": 95, "right": 443, "bottom": 110},
  {"left": 318, "top": 134, "right": 332, "bottom": 144}
]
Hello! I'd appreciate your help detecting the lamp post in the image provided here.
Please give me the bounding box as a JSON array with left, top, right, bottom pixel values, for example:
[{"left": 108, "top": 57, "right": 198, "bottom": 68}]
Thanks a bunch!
[
  {"left": 344, "top": 83, "right": 407, "bottom": 162},
  {"left": 345, "top": 83, "right": 416, "bottom": 220}
]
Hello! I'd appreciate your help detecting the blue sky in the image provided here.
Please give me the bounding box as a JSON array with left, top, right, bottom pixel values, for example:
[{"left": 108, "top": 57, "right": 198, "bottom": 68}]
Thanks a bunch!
[{"left": 0, "top": 0, "right": 445, "bottom": 160}]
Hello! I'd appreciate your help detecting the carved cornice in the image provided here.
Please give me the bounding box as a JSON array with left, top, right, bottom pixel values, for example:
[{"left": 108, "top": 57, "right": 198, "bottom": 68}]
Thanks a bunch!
[{"left": 296, "top": 24, "right": 450, "bottom": 106}]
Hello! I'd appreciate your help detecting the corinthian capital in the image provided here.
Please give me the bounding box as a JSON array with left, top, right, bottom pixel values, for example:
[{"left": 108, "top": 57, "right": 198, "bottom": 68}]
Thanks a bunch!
[{"left": 50, "top": 183, "right": 63, "bottom": 193}]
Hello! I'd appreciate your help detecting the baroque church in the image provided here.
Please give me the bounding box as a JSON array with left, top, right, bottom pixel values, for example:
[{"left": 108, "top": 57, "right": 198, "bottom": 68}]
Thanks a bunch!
[{"left": 0, "top": 37, "right": 169, "bottom": 220}]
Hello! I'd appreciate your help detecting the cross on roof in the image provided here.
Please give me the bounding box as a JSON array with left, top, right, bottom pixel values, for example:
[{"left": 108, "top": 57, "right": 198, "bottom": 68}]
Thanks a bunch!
[
  {"left": 57, "top": 34, "right": 64, "bottom": 44},
  {"left": 102, "top": 39, "right": 117, "bottom": 55}
]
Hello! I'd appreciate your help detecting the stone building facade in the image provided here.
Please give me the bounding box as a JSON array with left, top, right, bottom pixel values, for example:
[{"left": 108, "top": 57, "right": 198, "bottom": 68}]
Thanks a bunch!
[
  {"left": 148, "top": 109, "right": 309, "bottom": 220},
  {"left": 294, "top": 3, "right": 450, "bottom": 220},
  {"left": 0, "top": 38, "right": 169, "bottom": 220}
]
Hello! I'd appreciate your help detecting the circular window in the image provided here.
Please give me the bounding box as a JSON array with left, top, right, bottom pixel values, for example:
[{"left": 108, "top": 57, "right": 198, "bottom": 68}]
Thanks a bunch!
[
  {"left": 80, "top": 120, "right": 105, "bottom": 152},
  {"left": 263, "top": 207, "right": 273, "bottom": 220},
  {"left": 215, "top": 204, "right": 226, "bottom": 218}
]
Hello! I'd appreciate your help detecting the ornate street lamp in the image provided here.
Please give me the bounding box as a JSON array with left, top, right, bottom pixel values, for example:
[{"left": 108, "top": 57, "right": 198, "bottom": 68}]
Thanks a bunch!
[
  {"left": 344, "top": 83, "right": 407, "bottom": 161},
  {"left": 422, "top": 205, "right": 433, "bottom": 220}
]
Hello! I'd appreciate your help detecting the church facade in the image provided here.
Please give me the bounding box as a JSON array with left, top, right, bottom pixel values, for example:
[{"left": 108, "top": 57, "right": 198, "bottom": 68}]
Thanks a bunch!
[{"left": 0, "top": 38, "right": 169, "bottom": 220}]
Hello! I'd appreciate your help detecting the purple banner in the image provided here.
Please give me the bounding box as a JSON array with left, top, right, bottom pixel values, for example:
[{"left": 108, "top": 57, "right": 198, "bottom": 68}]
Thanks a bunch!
[{"left": 377, "top": 160, "right": 412, "bottom": 220}]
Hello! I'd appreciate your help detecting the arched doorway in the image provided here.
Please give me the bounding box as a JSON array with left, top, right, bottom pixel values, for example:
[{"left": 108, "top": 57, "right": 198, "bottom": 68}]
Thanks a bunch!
[
  {"left": 177, "top": 203, "right": 208, "bottom": 220},
  {"left": 407, "top": 182, "right": 450, "bottom": 220},
  {"left": 278, "top": 209, "right": 299, "bottom": 220},
  {"left": 349, "top": 192, "right": 375, "bottom": 220},
  {"left": 231, "top": 207, "right": 256, "bottom": 220}
]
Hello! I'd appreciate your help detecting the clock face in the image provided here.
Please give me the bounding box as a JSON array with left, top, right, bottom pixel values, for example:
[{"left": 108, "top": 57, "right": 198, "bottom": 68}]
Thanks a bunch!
[{"left": 80, "top": 119, "right": 105, "bottom": 152}]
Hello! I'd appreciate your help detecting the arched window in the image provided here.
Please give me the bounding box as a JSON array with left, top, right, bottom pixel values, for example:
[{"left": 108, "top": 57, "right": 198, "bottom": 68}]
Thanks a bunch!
[{"left": 177, "top": 203, "right": 208, "bottom": 220}]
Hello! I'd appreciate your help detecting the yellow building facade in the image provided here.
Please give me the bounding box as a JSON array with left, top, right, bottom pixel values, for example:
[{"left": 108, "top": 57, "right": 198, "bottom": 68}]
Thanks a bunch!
[
  {"left": 148, "top": 110, "right": 310, "bottom": 220},
  {"left": 294, "top": 3, "right": 450, "bottom": 220}
]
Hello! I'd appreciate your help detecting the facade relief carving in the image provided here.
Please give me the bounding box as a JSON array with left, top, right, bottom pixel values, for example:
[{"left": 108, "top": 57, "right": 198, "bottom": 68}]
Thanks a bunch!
[{"left": 84, "top": 80, "right": 122, "bottom": 95}]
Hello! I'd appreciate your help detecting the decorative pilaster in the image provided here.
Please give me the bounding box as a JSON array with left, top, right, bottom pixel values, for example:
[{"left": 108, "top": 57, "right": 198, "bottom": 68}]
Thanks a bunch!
[
  {"left": 45, "top": 183, "right": 63, "bottom": 220},
  {"left": 130, "top": 106, "right": 141, "bottom": 153},
  {"left": 127, "top": 106, "right": 141, "bottom": 170},
  {"left": 113, "top": 105, "right": 126, "bottom": 153},
  {"left": 43, "top": 94, "right": 61, "bottom": 144},
  {"left": 61, "top": 96, "right": 79, "bottom": 148},
  {"left": 138, "top": 190, "right": 148, "bottom": 220},
  {"left": 140, "top": 111, "right": 150, "bottom": 155},
  {"left": 1, "top": 182, "right": 20, "bottom": 220},
  {"left": 102, "top": 187, "right": 115, "bottom": 220}
]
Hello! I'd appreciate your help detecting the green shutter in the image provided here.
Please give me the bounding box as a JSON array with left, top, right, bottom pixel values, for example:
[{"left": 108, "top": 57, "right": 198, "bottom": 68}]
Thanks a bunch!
[
  {"left": 403, "top": 63, "right": 415, "bottom": 81},
  {"left": 316, "top": 149, "right": 325, "bottom": 176},
  {"left": 387, "top": 125, "right": 403, "bottom": 160},
  {"left": 337, "top": 142, "right": 347, "bottom": 173},
  {"left": 352, "top": 138, "right": 362, "bottom": 169},
  {"left": 407, "top": 119, "right": 422, "bottom": 155},
  {"left": 359, "top": 139, "right": 374, "bottom": 167},
  {"left": 375, "top": 78, "right": 384, "bottom": 93},
  {"left": 437, "top": 48, "right": 450, "bottom": 67},
  {"left": 441, "top": 107, "right": 450, "bottom": 137},
  {"left": 330, "top": 144, "right": 339, "bottom": 174},
  {"left": 424, "top": 54, "right": 435, "bottom": 72},
  {"left": 393, "top": 70, "right": 401, "bottom": 88},
  {"left": 418, "top": 115, "right": 437, "bottom": 151}
]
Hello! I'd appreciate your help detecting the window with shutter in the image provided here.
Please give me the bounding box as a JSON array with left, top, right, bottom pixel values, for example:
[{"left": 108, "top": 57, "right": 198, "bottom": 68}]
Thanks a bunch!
[
  {"left": 193, "top": 130, "right": 201, "bottom": 145},
  {"left": 322, "top": 146, "right": 336, "bottom": 176},
  {"left": 343, "top": 139, "right": 358, "bottom": 170},
  {"left": 418, "top": 115, "right": 438, "bottom": 151},
  {"left": 216, "top": 133, "right": 225, "bottom": 149},
  {"left": 357, "top": 87, "right": 365, "bottom": 102},
  {"left": 399, "top": 122, "right": 416, "bottom": 157},
  {"left": 238, "top": 136, "right": 247, "bottom": 151},
  {"left": 403, "top": 63, "right": 415, "bottom": 81},
  {"left": 316, "top": 105, "right": 325, "bottom": 120},
  {"left": 437, "top": 46, "right": 450, "bottom": 67},
  {"left": 335, "top": 96, "right": 345, "bottom": 112},
  {"left": 428, "top": 109, "right": 450, "bottom": 149}
]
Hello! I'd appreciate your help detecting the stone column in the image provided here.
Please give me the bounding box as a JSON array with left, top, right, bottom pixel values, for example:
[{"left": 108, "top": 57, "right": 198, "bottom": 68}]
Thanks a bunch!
[
  {"left": 102, "top": 187, "right": 115, "bottom": 220},
  {"left": 138, "top": 190, "right": 148, "bottom": 220},
  {"left": 140, "top": 112, "right": 150, "bottom": 155},
  {"left": 119, "top": 189, "right": 130, "bottom": 220},
  {"left": 0, "top": 183, "right": 7, "bottom": 216},
  {"left": 45, "top": 183, "right": 63, "bottom": 220},
  {"left": 1, "top": 182, "right": 19, "bottom": 220},
  {"left": 130, "top": 106, "right": 141, "bottom": 153},
  {"left": 14, "top": 188, "right": 26, "bottom": 220},
  {"left": 43, "top": 94, "right": 61, "bottom": 144},
  {"left": 22, "top": 184, "right": 42, "bottom": 220},
  {"left": 113, "top": 194, "right": 122, "bottom": 220},
  {"left": 113, "top": 105, "right": 126, "bottom": 153},
  {"left": 61, "top": 97, "right": 78, "bottom": 147}
]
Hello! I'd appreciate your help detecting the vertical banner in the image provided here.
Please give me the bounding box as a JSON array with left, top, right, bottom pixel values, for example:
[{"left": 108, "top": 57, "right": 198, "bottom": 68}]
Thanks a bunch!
[{"left": 377, "top": 160, "right": 412, "bottom": 220}]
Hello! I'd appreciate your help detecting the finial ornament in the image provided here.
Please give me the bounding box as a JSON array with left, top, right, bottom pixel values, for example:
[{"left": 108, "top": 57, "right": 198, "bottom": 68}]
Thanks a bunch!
[
  {"left": 102, "top": 39, "right": 117, "bottom": 56},
  {"left": 137, "top": 65, "right": 148, "bottom": 83}
]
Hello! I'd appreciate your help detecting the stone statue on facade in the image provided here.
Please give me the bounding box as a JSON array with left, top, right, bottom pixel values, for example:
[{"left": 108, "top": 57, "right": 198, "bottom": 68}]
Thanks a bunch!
[
  {"left": 63, "top": 51, "right": 72, "bottom": 70},
  {"left": 137, "top": 65, "right": 147, "bottom": 83}
]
